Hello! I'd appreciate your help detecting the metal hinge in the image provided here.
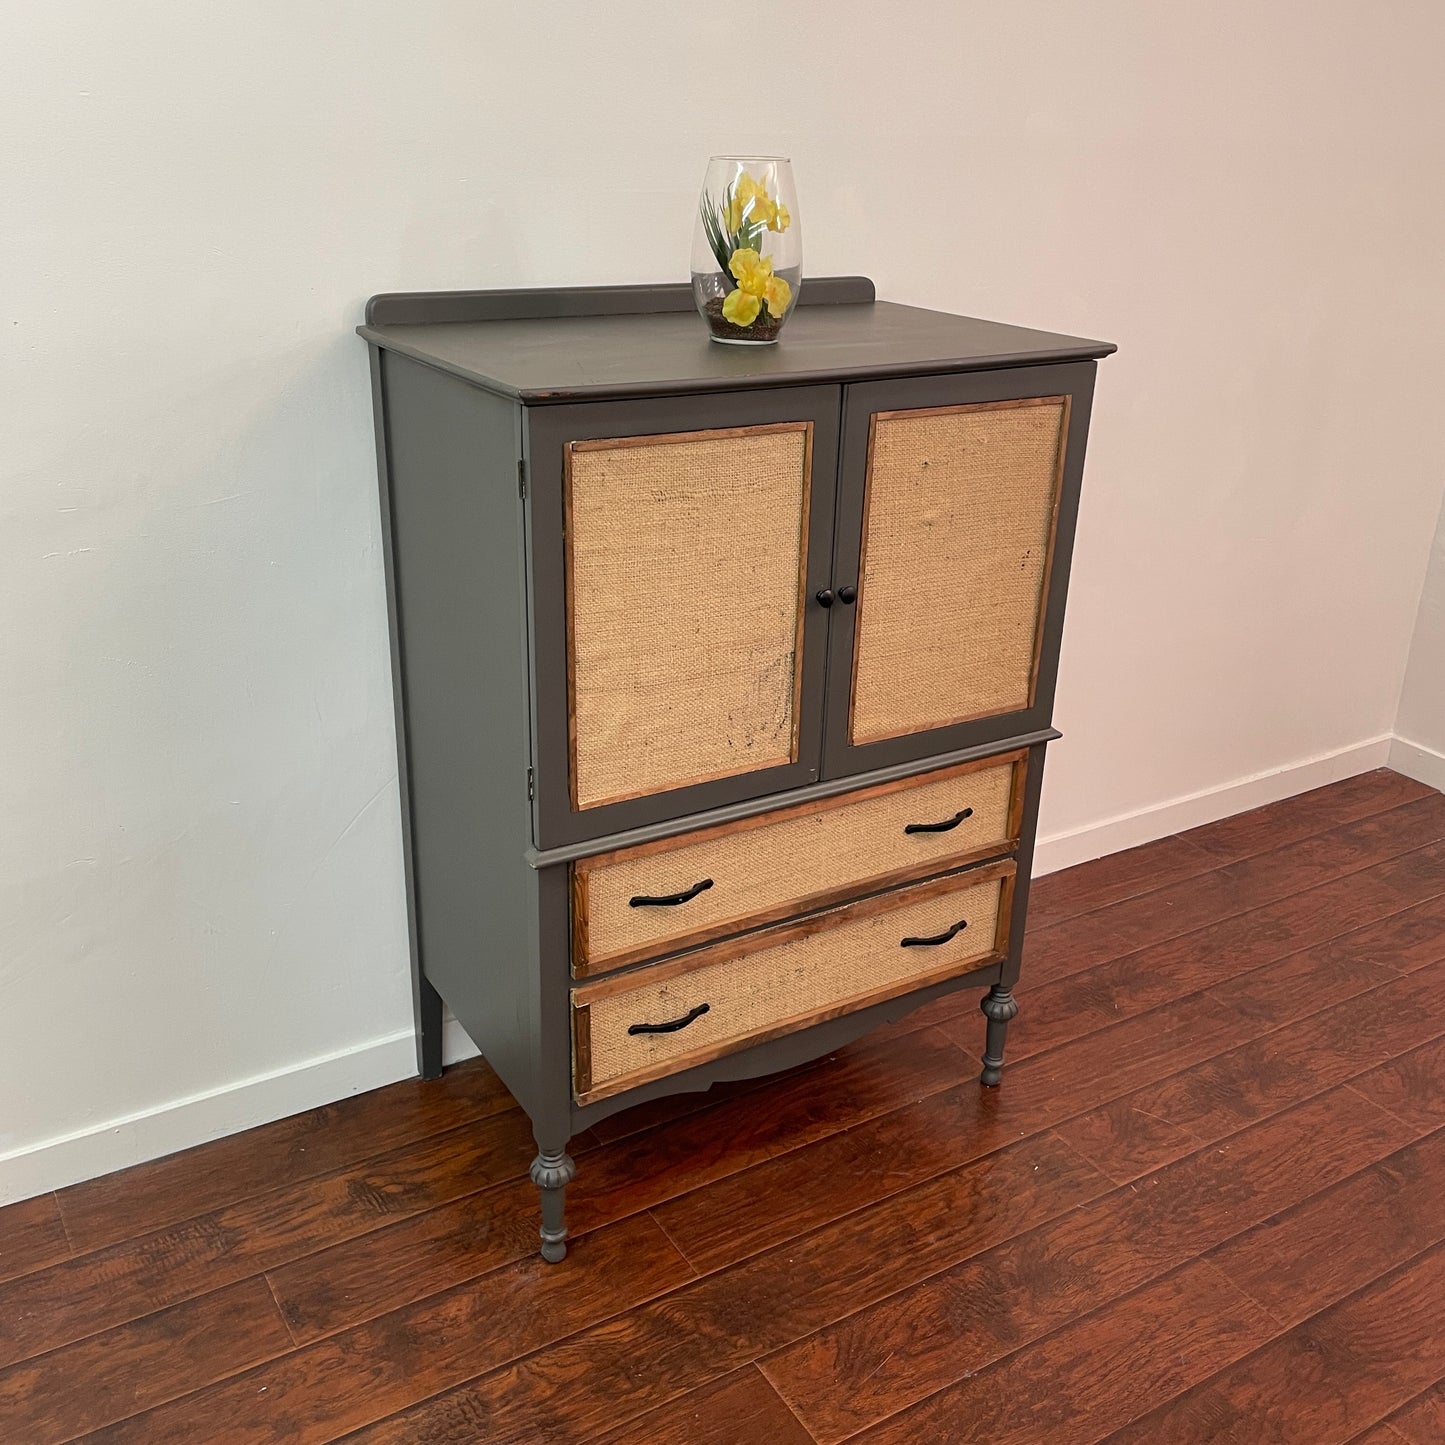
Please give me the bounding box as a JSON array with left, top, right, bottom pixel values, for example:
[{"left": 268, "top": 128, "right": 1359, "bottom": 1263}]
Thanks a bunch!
[
  {"left": 517, "top": 458, "right": 527, "bottom": 499},
  {"left": 526, "top": 766, "right": 535, "bottom": 800}
]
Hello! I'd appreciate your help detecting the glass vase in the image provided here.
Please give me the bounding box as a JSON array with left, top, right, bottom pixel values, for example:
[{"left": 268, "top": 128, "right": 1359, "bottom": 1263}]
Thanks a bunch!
[{"left": 692, "top": 156, "right": 801, "bottom": 344}]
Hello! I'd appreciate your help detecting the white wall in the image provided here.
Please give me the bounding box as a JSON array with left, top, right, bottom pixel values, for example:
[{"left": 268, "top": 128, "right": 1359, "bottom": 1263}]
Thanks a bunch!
[
  {"left": 5, "top": 1, "right": 1445, "bottom": 1200},
  {"left": 1395, "top": 494, "right": 1445, "bottom": 788}
]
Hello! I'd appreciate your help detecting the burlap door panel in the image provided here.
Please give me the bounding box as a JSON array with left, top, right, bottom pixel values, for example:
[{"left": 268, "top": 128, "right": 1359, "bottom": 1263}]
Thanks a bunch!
[
  {"left": 849, "top": 397, "right": 1068, "bottom": 746},
  {"left": 566, "top": 423, "right": 813, "bottom": 811}
]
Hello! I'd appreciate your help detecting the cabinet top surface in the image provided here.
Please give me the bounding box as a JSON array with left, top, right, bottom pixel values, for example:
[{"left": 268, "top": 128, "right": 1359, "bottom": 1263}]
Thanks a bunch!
[{"left": 359, "top": 281, "right": 1114, "bottom": 403}]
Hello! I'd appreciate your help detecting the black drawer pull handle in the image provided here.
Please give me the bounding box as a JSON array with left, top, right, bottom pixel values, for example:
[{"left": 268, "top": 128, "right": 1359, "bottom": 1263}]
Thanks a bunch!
[
  {"left": 904, "top": 807, "right": 974, "bottom": 835},
  {"left": 627, "top": 1002, "right": 711, "bottom": 1035},
  {"left": 900, "top": 918, "right": 969, "bottom": 948},
  {"left": 629, "top": 878, "right": 714, "bottom": 908}
]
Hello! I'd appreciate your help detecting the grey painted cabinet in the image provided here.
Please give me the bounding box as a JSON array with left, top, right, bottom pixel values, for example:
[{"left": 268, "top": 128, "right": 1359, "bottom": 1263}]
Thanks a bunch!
[{"left": 361, "top": 280, "right": 1113, "bottom": 1261}]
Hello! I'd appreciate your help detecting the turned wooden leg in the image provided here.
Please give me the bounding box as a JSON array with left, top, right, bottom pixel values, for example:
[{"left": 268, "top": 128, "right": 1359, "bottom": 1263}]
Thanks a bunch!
[
  {"left": 530, "top": 1146, "right": 576, "bottom": 1263},
  {"left": 980, "top": 983, "right": 1019, "bottom": 1087}
]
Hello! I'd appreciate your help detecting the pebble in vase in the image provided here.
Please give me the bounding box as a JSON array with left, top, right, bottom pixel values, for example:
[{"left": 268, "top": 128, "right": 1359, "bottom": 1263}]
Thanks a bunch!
[{"left": 692, "top": 156, "right": 801, "bottom": 344}]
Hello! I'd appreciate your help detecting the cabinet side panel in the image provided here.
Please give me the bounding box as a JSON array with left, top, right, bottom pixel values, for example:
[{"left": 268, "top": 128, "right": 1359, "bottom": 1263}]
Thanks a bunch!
[{"left": 379, "top": 352, "right": 542, "bottom": 1116}]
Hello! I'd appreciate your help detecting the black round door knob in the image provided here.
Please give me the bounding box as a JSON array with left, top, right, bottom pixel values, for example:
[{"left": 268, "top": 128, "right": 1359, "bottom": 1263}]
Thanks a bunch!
[
  {"left": 815, "top": 588, "right": 835, "bottom": 608},
  {"left": 837, "top": 585, "right": 857, "bottom": 604}
]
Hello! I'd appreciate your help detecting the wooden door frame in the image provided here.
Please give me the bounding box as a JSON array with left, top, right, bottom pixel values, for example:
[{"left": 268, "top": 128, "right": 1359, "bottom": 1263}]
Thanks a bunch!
[
  {"left": 525, "top": 385, "right": 843, "bottom": 849},
  {"left": 821, "top": 362, "right": 1097, "bottom": 782}
]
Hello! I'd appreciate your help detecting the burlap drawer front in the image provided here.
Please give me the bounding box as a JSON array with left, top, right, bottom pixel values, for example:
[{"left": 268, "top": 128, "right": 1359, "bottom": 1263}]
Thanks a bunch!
[
  {"left": 573, "top": 865, "right": 1009, "bottom": 1103},
  {"left": 565, "top": 423, "right": 812, "bottom": 811},
  {"left": 574, "top": 752, "right": 1020, "bottom": 975},
  {"left": 850, "top": 397, "right": 1068, "bottom": 745}
]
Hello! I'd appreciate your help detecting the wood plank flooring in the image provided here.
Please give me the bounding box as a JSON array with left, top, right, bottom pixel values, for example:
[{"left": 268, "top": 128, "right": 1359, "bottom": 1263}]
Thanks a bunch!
[{"left": 2, "top": 767, "right": 1443, "bottom": 1442}]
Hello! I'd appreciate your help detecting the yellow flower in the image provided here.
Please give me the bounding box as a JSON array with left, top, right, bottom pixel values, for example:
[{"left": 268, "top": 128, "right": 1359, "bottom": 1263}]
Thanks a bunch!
[
  {"left": 728, "top": 247, "right": 774, "bottom": 297},
  {"left": 764, "top": 274, "right": 792, "bottom": 317},
  {"left": 767, "top": 201, "right": 791, "bottom": 233},
  {"left": 722, "top": 288, "right": 762, "bottom": 326},
  {"left": 727, "top": 173, "right": 777, "bottom": 231}
]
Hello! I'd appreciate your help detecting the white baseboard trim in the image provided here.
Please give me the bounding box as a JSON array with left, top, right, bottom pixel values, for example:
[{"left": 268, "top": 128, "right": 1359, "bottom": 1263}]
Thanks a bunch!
[
  {"left": 1031, "top": 733, "right": 1397, "bottom": 877},
  {"left": 1389, "top": 735, "right": 1445, "bottom": 793},
  {"left": 0, "top": 1014, "right": 480, "bottom": 1206},
  {"left": 2, "top": 730, "right": 1424, "bottom": 1207}
]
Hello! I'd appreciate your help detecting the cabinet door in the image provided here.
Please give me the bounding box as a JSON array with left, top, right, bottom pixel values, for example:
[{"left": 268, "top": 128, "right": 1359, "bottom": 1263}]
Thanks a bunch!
[
  {"left": 527, "top": 388, "right": 840, "bottom": 847},
  {"left": 824, "top": 363, "right": 1096, "bottom": 777}
]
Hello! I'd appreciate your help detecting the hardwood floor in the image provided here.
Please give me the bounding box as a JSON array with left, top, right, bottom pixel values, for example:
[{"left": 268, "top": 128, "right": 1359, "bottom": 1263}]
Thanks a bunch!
[{"left": 2, "top": 767, "right": 1444, "bottom": 1442}]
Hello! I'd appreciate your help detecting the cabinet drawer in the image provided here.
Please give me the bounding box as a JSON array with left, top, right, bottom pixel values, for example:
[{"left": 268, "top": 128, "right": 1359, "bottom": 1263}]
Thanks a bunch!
[
  {"left": 572, "top": 860, "right": 1013, "bottom": 1104},
  {"left": 572, "top": 751, "right": 1023, "bottom": 976}
]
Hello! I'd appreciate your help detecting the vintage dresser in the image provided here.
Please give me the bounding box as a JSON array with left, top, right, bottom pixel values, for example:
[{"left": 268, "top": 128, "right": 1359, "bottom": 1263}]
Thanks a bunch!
[{"left": 361, "top": 279, "right": 1113, "bottom": 1260}]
